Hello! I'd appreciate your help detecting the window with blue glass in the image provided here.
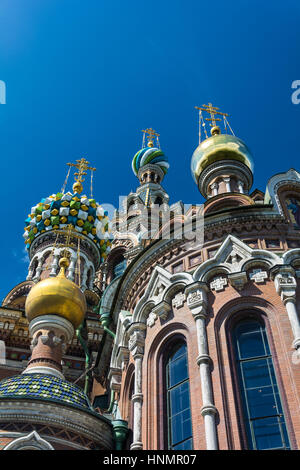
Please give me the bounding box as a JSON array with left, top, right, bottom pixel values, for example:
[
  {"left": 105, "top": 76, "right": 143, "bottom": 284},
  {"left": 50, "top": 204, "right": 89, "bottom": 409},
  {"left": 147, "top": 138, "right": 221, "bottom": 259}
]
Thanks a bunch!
[
  {"left": 233, "top": 319, "right": 290, "bottom": 450},
  {"left": 166, "top": 343, "right": 193, "bottom": 450}
]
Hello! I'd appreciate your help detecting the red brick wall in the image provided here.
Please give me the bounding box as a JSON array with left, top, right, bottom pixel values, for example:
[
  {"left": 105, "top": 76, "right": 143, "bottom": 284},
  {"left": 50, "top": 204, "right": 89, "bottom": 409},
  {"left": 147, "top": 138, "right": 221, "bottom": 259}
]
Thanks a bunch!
[{"left": 119, "top": 279, "right": 300, "bottom": 450}]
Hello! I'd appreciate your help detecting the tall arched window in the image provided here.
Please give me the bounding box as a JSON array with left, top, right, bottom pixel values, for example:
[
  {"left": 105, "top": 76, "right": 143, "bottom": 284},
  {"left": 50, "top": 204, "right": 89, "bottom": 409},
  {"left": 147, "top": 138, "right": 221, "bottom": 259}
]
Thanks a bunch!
[
  {"left": 232, "top": 319, "right": 290, "bottom": 450},
  {"left": 166, "top": 342, "right": 193, "bottom": 450}
]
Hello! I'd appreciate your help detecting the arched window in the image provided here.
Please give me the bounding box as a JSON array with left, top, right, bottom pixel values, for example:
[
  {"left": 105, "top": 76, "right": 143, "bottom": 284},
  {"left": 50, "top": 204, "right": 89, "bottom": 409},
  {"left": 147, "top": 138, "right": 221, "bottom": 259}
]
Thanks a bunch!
[
  {"left": 232, "top": 319, "right": 290, "bottom": 450},
  {"left": 165, "top": 342, "right": 193, "bottom": 450}
]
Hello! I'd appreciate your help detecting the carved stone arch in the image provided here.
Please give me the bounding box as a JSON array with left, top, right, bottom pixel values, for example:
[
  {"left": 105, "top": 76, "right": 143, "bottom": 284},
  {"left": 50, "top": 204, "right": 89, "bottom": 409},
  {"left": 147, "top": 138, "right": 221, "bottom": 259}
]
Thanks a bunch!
[
  {"left": 194, "top": 235, "right": 281, "bottom": 282},
  {"left": 133, "top": 300, "right": 155, "bottom": 325},
  {"left": 283, "top": 248, "right": 300, "bottom": 268},
  {"left": 265, "top": 168, "right": 300, "bottom": 216},
  {"left": 3, "top": 431, "right": 54, "bottom": 450},
  {"left": 201, "top": 266, "right": 230, "bottom": 283}
]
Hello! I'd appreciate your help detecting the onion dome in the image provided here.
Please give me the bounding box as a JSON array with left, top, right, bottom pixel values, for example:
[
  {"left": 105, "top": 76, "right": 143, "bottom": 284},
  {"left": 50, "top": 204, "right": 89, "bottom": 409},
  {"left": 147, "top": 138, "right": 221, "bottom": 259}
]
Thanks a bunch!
[
  {"left": 23, "top": 190, "right": 112, "bottom": 262},
  {"left": 25, "top": 257, "right": 86, "bottom": 329},
  {"left": 132, "top": 146, "right": 169, "bottom": 177},
  {"left": 191, "top": 133, "right": 253, "bottom": 185},
  {"left": 0, "top": 374, "right": 93, "bottom": 412}
]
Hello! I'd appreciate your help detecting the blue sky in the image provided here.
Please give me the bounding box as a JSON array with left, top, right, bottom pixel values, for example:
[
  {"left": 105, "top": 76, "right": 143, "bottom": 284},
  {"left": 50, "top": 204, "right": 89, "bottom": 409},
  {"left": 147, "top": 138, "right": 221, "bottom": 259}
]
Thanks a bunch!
[{"left": 0, "top": 0, "right": 300, "bottom": 300}]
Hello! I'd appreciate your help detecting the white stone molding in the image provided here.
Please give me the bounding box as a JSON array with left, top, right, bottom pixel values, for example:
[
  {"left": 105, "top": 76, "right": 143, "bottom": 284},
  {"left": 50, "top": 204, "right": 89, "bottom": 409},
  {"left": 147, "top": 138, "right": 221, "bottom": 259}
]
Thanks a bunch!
[
  {"left": 249, "top": 269, "right": 268, "bottom": 283},
  {"left": 131, "top": 265, "right": 193, "bottom": 324},
  {"left": 172, "top": 292, "right": 186, "bottom": 308},
  {"left": 210, "top": 277, "right": 228, "bottom": 292},
  {"left": 22, "top": 366, "right": 64, "bottom": 380},
  {"left": 274, "top": 268, "right": 300, "bottom": 349},
  {"left": 3, "top": 431, "right": 54, "bottom": 450},
  {"left": 185, "top": 282, "right": 218, "bottom": 450},
  {"left": 193, "top": 235, "right": 281, "bottom": 283},
  {"left": 108, "top": 367, "right": 122, "bottom": 393},
  {"left": 264, "top": 168, "right": 300, "bottom": 214},
  {"left": 146, "top": 311, "right": 157, "bottom": 328},
  {"left": 28, "top": 315, "right": 74, "bottom": 343}
]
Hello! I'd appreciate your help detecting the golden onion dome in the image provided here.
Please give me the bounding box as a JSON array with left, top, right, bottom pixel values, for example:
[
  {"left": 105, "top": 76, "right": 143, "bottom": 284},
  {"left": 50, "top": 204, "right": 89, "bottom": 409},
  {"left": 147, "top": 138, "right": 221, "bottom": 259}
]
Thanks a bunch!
[
  {"left": 191, "top": 133, "right": 253, "bottom": 185},
  {"left": 25, "top": 257, "right": 86, "bottom": 329}
]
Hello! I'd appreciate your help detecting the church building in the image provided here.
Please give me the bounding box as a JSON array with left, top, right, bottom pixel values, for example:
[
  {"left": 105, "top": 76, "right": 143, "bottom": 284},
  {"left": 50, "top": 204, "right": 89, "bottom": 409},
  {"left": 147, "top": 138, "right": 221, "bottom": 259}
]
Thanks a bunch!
[{"left": 0, "top": 104, "right": 299, "bottom": 450}]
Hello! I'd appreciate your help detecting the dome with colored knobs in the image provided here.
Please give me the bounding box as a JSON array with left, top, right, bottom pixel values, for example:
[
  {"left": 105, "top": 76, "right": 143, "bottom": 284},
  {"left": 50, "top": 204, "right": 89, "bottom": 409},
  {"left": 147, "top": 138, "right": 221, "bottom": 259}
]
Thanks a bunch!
[
  {"left": 23, "top": 191, "right": 112, "bottom": 262},
  {"left": 25, "top": 257, "right": 86, "bottom": 328},
  {"left": 191, "top": 133, "right": 253, "bottom": 185},
  {"left": 132, "top": 146, "right": 169, "bottom": 177}
]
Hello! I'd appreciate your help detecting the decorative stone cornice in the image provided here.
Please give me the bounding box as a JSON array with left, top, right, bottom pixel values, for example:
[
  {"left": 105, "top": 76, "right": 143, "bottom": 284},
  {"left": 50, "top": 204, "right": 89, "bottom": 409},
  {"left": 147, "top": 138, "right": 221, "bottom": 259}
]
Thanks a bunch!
[
  {"left": 108, "top": 367, "right": 122, "bottom": 392},
  {"left": 274, "top": 269, "right": 297, "bottom": 305},
  {"left": 185, "top": 282, "right": 208, "bottom": 318},
  {"left": 128, "top": 325, "right": 146, "bottom": 358},
  {"left": 152, "top": 300, "right": 171, "bottom": 320},
  {"left": 228, "top": 272, "right": 248, "bottom": 291}
]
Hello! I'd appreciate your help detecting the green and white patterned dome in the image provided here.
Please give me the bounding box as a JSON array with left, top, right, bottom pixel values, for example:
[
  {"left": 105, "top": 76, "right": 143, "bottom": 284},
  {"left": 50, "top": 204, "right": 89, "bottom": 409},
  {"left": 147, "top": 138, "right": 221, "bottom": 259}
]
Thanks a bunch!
[{"left": 23, "top": 191, "right": 112, "bottom": 262}]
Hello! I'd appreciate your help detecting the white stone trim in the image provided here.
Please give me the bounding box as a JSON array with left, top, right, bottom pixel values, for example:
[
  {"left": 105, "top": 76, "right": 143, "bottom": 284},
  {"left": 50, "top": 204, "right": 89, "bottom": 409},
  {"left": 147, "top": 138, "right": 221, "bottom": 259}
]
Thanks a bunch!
[{"left": 3, "top": 431, "right": 54, "bottom": 450}]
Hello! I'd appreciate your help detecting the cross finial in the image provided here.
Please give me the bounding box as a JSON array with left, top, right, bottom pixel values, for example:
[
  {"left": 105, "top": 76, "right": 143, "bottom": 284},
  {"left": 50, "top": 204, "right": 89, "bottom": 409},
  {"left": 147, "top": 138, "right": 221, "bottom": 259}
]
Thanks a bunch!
[
  {"left": 141, "top": 128, "right": 160, "bottom": 148},
  {"left": 195, "top": 102, "right": 229, "bottom": 136},
  {"left": 67, "top": 158, "right": 96, "bottom": 194}
]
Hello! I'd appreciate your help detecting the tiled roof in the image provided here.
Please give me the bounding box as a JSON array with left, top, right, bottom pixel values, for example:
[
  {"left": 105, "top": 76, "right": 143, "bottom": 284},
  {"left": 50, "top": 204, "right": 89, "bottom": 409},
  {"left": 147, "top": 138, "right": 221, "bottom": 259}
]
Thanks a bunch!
[{"left": 0, "top": 374, "right": 92, "bottom": 412}]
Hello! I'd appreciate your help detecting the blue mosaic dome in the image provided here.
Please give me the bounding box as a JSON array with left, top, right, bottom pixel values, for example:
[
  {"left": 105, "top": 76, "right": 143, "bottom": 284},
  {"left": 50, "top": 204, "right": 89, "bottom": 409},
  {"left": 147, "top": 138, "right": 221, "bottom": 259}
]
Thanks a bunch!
[{"left": 0, "top": 374, "right": 93, "bottom": 412}]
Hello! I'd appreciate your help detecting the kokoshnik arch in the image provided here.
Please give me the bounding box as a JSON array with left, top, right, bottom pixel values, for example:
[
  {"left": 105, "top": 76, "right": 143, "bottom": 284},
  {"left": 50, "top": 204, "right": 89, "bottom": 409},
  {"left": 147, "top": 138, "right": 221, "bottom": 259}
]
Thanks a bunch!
[{"left": 0, "top": 105, "right": 300, "bottom": 450}]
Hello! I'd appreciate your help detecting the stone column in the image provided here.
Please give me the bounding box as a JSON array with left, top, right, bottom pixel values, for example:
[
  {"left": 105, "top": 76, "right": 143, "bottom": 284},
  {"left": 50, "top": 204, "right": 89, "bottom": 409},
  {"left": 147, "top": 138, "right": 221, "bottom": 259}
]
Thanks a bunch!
[
  {"left": 275, "top": 269, "right": 300, "bottom": 349},
  {"left": 81, "top": 265, "right": 89, "bottom": 291},
  {"left": 210, "top": 182, "right": 219, "bottom": 197},
  {"left": 223, "top": 177, "right": 231, "bottom": 193},
  {"left": 67, "top": 254, "right": 77, "bottom": 281},
  {"left": 185, "top": 283, "right": 218, "bottom": 450},
  {"left": 33, "top": 258, "right": 43, "bottom": 282},
  {"left": 128, "top": 324, "right": 146, "bottom": 450},
  {"left": 49, "top": 252, "right": 60, "bottom": 277},
  {"left": 237, "top": 180, "right": 244, "bottom": 194}
]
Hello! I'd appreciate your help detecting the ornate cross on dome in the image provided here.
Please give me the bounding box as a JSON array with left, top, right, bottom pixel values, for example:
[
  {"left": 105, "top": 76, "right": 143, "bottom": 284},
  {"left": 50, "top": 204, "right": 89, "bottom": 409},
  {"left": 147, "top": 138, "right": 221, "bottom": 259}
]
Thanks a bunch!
[
  {"left": 141, "top": 128, "right": 160, "bottom": 148},
  {"left": 67, "top": 158, "right": 96, "bottom": 194},
  {"left": 67, "top": 158, "right": 96, "bottom": 183},
  {"left": 195, "top": 103, "right": 229, "bottom": 128}
]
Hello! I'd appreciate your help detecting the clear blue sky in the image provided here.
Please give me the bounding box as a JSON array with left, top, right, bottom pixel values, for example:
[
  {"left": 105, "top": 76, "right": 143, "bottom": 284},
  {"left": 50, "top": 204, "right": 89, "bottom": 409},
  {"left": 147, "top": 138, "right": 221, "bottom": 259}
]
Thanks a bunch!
[{"left": 0, "top": 0, "right": 300, "bottom": 300}]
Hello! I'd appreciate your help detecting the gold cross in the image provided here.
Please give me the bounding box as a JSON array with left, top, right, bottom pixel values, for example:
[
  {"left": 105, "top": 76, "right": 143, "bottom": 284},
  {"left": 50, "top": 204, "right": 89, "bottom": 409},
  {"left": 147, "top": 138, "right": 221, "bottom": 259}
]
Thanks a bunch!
[
  {"left": 55, "top": 224, "right": 85, "bottom": 258},
  {"left": 195, "top": 103, "right": 229, "bottom": 127},
  {"left": 67, "top": 158, "right": 96, "bottom": 184},
  {"left": 141, "top": 128, "right": 160, "bottom": 147}
]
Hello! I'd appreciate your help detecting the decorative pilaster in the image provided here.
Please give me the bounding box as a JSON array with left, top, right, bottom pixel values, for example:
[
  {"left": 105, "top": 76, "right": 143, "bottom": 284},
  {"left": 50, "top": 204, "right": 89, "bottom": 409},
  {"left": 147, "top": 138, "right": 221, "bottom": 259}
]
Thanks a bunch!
[
  {"left": 274, "top": 268, "right": 300, "bottom": 349},
  {"left": 128, "top": 323, "right": 146, "bottom": 451},
  {"left": 185, "top": 283, "right": 218, "bottom": 450}
]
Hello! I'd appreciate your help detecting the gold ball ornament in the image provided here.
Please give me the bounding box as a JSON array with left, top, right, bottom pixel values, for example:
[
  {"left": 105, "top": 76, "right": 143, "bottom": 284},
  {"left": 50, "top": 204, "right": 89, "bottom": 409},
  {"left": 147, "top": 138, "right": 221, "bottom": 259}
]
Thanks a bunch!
[{"left": 25, "top": 256, "right": 86, "bottom": 329}]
